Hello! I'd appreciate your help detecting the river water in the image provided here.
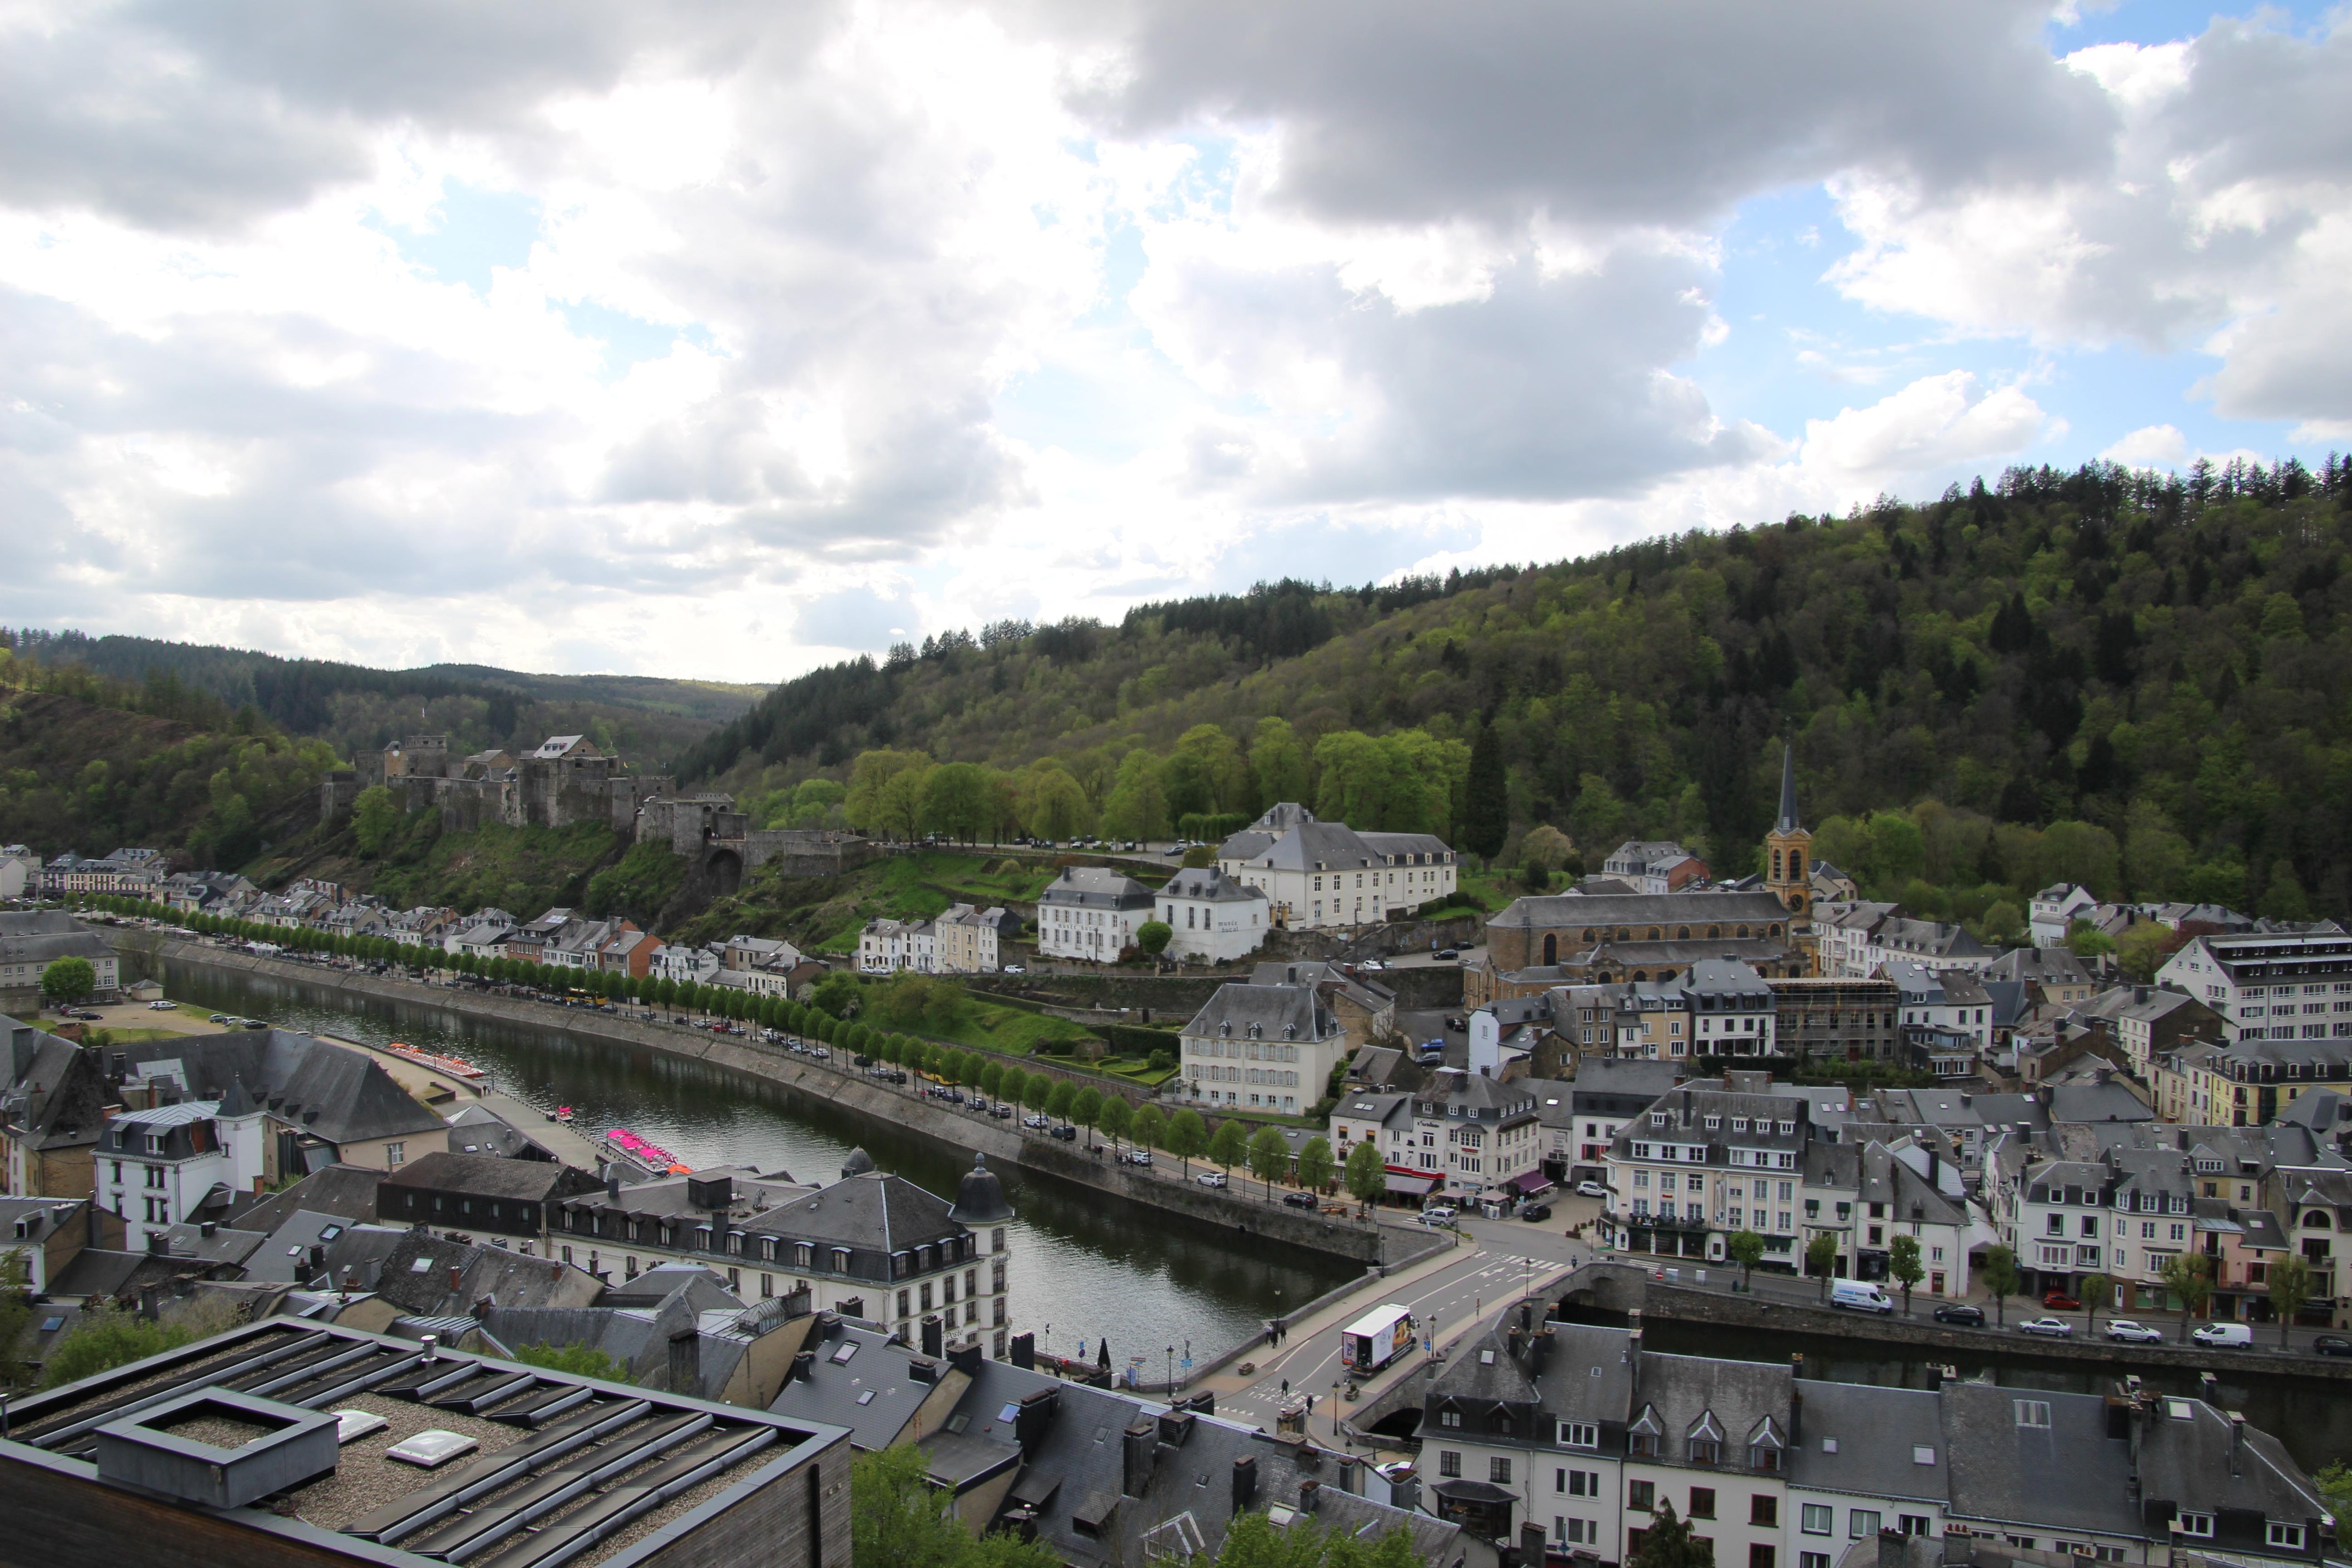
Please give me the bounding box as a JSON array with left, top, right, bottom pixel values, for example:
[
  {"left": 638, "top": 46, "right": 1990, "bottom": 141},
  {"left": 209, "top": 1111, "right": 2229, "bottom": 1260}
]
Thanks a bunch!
[{"left": 165, "top": 960, "right": 1357, "bottom": 1374}]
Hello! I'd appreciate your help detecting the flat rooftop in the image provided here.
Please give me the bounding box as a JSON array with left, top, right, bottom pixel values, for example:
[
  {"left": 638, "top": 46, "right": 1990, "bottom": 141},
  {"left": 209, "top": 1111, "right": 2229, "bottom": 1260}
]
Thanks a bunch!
[{"left": 0, "top": 1319, "right": 851, "bottom": 1568}]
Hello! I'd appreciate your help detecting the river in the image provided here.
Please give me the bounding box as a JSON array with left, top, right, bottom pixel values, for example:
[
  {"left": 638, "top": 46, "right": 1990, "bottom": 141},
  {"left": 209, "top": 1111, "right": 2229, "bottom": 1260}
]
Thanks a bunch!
[
  {"left": 164, "top": 959, "right": 1358, "bottom": 1376},
  {"left": 1630, "top": 1315, "right": 2352, "bottom": 1475}
]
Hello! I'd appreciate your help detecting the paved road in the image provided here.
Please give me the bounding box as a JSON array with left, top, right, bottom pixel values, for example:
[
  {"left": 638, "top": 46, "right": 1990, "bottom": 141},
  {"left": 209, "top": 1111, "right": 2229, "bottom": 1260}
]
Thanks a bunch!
[{"left": 1210, "top": 1215, "right": 1592, "bottom": 1434}]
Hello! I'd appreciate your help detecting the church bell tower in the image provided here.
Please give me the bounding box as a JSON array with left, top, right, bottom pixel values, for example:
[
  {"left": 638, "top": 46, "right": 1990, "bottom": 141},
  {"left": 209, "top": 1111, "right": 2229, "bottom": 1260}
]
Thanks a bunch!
[{"left": 1764, "top": 740, "right": 1812, "bottom": 921}]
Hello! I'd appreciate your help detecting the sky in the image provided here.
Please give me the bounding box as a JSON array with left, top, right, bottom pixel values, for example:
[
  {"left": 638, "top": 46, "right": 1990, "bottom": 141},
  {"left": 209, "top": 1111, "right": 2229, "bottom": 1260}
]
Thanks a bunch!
[{"left": 2, "top": 0, "right": 2348, "bottom": 681}]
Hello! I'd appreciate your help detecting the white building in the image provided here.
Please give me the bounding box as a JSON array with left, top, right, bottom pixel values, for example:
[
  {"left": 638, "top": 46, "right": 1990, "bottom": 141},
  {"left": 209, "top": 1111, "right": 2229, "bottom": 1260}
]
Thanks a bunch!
[
  {"left": 2030, "top": 882, "right": 2103, "bottom": 946},
  {"left": 1152, "top": 867, "right": 1269, "bottom": 963},
  {"left": 1178, "top": 981, "right": 1346, "bottom": 1115},
  {"left": 2157, "top": 930, "right": 2352, "bottom": 1043},
  {"left": 0, "top": 846, "right": 37, "bottom": 901},
  {"left": 444, "top": 907, "right": 515, "bottom": 957},
  {"left": 652, "top": 942, "right": 723, "bottom": 986},
  {"left": 1036, "top": 866, "right": 1155, "bottom": 964},
  {"left": 1406, "top": 1067, "right": 1544, "bottom": 1202},
  {"left": 1602, "top": 1077, "right": 1811, "bottom": 1266},
  {"left": 1214, "top": 803, "right": 1456, "bottom": 931},
  {"left": 95, "top": 1084, "right": 269, "bottom": 1251},
  {"left": 858, "top": 917, "right": 936, "bottom": 975}
]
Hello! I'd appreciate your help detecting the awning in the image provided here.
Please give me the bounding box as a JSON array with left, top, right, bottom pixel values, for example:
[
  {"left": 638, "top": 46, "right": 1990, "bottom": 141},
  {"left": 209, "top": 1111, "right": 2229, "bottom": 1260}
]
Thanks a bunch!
[
  {"left": 1509, "top": 1171, "right": 1554, "bottom": 1197},
  {"left": 1385, "top": 1171, "right": 1441, "bottom": 1195}
]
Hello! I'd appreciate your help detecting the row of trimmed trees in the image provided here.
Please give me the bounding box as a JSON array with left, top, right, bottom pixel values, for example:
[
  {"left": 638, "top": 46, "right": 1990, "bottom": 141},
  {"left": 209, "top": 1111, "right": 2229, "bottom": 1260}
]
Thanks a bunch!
[{"left": 79, "top": 893, "right": 1402, "bottom": 1206}]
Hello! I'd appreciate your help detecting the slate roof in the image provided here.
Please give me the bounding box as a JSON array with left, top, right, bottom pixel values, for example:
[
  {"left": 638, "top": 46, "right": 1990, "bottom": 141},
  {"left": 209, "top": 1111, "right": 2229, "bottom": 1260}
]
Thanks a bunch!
[
  {"left": 1488, "top": 890, "right": 1796, "bottom": 931},
  {"left": 1938, "top": 1381, "right": 2140, "bottom": 1538},
  {"left": 1626, "top": 1350, "right": 1793, "bottom": 1470},
  {"left": 381, "top": 1149, "right": 584, "bottom": 1202},
  {"left": 742, "top": 1169, "right": 969, "bottom": 1256},
  {"left": 1038, "top": 866, "right": 1156, "bottom": 910},
  {"left": 2137, "top": 1394, "right": 2328, "bottom": 1527},
  {"left": 1786, "top": 1379, "right": 1951, "bottom": 1504},
  {"left": 1180, "top": 983, "right": 1339, "bottom": 1044},
  {"left": 373, "top": 1227, "right": 601, "bottom": 1315},
  {"left": 1162, "top": 868, "right": 1269, "bottom": 905}
]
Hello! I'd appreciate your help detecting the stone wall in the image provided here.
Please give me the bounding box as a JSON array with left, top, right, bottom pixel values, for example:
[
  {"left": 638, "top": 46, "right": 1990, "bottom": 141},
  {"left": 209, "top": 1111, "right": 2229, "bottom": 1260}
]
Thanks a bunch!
[{"left": 134, "top": 936, "right": 1413, "bottom": 1267}]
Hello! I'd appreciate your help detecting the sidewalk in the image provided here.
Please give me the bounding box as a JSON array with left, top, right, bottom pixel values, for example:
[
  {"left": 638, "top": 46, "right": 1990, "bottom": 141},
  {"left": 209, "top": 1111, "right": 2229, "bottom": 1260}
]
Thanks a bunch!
[{"left": 1198, "top": 1227, "right": 1474, "bottom": 1398}]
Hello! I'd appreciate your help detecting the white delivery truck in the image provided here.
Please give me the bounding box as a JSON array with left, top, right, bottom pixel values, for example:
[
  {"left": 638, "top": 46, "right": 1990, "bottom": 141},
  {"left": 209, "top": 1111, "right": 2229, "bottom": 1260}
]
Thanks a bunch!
[
  {"left": 1341, "top": 1304, "right": 1418, "bottom": 1374},
  {"left": 1830, "top": 1279, "right": 1895, "bottom": 1314}
]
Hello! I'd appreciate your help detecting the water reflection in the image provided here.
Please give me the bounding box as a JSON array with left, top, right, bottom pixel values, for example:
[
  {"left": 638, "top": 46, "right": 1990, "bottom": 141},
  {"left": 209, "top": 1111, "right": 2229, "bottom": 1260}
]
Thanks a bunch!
[{"left": 166, "top": 960, "right": 1355, "bottom": 1368}]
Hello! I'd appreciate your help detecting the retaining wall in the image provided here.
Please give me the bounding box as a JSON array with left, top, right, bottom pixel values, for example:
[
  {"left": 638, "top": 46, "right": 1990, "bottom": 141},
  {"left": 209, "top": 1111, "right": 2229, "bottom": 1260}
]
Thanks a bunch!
[{"left": 140, "top": 937, "right": 1427, "bottom": 1267}]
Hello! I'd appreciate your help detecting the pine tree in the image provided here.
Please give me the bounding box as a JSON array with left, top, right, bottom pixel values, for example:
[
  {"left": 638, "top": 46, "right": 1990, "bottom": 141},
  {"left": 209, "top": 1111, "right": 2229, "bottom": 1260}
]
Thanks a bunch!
[{"left": 1462, "top": 719, "right": 1509, "bottom": 860}]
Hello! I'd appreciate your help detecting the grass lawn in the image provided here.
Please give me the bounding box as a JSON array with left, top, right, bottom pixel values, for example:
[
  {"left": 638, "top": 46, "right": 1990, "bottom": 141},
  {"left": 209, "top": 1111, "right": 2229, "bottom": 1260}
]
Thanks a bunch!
[{"left": 921, "top": 997, "right": 1096, "bottom": 1055}]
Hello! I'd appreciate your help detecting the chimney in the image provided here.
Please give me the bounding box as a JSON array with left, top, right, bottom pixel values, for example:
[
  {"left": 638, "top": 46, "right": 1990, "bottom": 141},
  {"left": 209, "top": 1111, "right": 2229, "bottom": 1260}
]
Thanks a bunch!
[
  {"left": 606, "top": 1173, "right": 621, "bottom": 1201},
  {"left": 2199, "top": 1372, "right": 2220, "bottom": 1405},
  {"left": 448, "top": 1265, "right": 464, "bottom": 1294},
  {"left": 668, "top": 1329, "right": 701, "bottom": 1396},
  {"left": 1298, "top": 1478, "right": 1321, "bottom": 1514},
  {"left": 145, "top": 1232, "right": 169, "bottom": 1257},
  {"left": 1014, "top": 1389, "right": 1058, "bottom": 1458},
  {"left": 1520, "top": 1522, "right": 1548, "bottom": 1568},
  {"left": 199, "top": 1220, "right": 217, "bottom": 1239},
  {"left": 793, "top": 1350, "right": 816, "bottom": 1383},
  {"left": 307, "top": 1244, "right": 326, "bottom": 1274},
  {"left": 1158, "top": 1410, "right": 1196, "bottom": 1448},
  {"left": 921, "top": 1314, "right": 944, "bottom": 1359},
  {"left": 1004, "top": 1510, "right": 1039, "bottom": 1544},
  {"left": 1122, "top": 1421, "right": 1157, "bottom": 1498},
  {"left": 472, "top": 1295, "right": 493, "bottom": 1321},
  {"left": 1232, "top": 1455, "right": 1258, "bottom": 1515},
  {"left": 1009, "top": 1331, "right": 1035, "bottom": 1369},
  {"left": 2228, "top": 1411, "right": 2246, "bottom": 1477},
  {"left": 1878, "top": 1528, "right": 1911, "bottom": 1568},
  {"left": 949, "top": 1342, "right": 983, "bottom": 1377},
  {"left": 908, "top": 1358, "right": 940, "bottom": 1385}
]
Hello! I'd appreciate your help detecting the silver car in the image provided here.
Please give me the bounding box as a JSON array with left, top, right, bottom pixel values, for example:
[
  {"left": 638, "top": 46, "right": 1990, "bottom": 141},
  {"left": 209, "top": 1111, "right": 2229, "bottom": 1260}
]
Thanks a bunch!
[{"left": 2105, "top": 1319, "right": 2164, "bottom": 1344}]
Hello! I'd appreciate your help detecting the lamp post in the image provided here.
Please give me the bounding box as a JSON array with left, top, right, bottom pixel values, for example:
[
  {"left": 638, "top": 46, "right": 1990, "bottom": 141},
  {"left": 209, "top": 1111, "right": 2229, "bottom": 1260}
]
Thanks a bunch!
[{"left": 1166, "top": 1345, "right": 1175, "bottom": 1390}]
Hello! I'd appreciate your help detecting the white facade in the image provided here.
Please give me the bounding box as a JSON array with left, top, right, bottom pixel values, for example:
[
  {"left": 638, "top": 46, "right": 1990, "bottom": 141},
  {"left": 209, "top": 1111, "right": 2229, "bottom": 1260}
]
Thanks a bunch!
[
  {"left": 2158, "top": 931, "right": 2352, "bottom": 1044},
  {"left": 99, "top": 1098, "right": 268, "bottom": 1252},
  {"left": 1152, "top": 868, "right": 1270, "bottom": 964},
  {"left": 2030, "top": 882, "right": 2102, "bottom": 946},
  {"left": 1178, "top": 982, "right": 1347, "bottom": 1115},
  {"left": 1214, "top": 803, "right": 1456, "bottom": 931},
  {"left": 1036, "top": 866, "right": 1154, "bottom": 964},
  {"left": 652, "top": 943, "right": 723, "bottom": 985},
  {"left": 858, "top": 917, "right": 937, "bottom": 975}
]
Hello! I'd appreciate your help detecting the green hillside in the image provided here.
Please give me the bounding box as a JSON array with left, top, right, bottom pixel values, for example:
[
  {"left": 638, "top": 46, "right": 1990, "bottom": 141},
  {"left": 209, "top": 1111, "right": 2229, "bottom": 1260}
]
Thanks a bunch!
[
  {"left": 683, "top": 457, "right": 2352, "bottom": 925},
  {"left": 0, "top": 629, "right": 766, "bottom": 772}
]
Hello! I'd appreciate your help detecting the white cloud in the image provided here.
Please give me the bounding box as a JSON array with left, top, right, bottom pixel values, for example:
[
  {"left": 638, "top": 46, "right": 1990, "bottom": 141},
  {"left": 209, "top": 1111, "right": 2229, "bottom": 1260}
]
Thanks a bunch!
[
  {"left": 2100, "top": 422, "right": 2190, "bottom": 466},
  {"left": 1796, "top": 372, "right": 2057, "bottom": 484},
  {"left": 0, "top": 0, "right": 2342, "bottom": 679}
]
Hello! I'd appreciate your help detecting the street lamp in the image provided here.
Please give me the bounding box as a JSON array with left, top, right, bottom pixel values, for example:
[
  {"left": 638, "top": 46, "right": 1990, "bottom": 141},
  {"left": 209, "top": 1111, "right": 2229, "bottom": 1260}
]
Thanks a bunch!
[{"left": 1166, "top": 1345, "right": 1175, "bottom": 1390}]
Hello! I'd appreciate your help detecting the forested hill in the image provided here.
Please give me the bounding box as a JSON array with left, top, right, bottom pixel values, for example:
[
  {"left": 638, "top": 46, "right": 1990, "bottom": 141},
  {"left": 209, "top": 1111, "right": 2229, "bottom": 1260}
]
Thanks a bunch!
[
  {"left": 0, "top": 630, "right": 766, "bottom": 772},
  {"left": 686, "top": 455, "right": 2352, "bottom": 919}
]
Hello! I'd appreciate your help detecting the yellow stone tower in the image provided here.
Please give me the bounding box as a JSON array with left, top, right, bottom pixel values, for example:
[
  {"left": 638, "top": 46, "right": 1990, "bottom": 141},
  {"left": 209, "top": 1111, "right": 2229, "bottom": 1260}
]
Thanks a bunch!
[{"left": 1764, "top": 740, "right": 1812, "bottom": 921}]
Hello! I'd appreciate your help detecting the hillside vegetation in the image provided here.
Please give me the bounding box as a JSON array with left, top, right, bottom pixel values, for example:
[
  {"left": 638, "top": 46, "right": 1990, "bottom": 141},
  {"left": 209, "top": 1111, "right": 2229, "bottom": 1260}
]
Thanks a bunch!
[
  {"left": 0, "top": 668, "right": 338, "bottom": 867},
  {"left": 685, "top": 457, "right": 2352, "bottom": 925},
  {"left": 0, "top": 629, "right": 764, "bottom": 772}
]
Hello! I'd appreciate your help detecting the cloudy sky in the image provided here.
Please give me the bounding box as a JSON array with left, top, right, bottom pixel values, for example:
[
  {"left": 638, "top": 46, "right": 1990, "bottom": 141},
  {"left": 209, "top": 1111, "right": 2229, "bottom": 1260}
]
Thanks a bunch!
[{"left": 3, "top": 0, "right": 2347, "bottom": 679}]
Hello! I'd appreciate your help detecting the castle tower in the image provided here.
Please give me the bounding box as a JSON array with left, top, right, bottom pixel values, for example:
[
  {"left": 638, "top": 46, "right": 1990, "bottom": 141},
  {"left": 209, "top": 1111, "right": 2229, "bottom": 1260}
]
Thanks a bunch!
[{"left": 1764, "top": 740, "right": 1812, "bottom": 922}]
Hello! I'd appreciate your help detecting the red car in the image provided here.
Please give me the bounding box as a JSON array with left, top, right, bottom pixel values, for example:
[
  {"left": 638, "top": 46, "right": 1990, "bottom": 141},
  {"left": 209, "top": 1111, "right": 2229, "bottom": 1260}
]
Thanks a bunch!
[{"left": 2042, "top": 1290, "right": 2082, "bottom": 1311}]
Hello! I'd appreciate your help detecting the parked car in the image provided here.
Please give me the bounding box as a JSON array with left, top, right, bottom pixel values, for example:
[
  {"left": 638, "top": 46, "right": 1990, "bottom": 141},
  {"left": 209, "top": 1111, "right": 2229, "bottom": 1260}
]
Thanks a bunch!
[
  {"left": 2042, "top": 1290, "right": 2082, "bottom": 1311},
  {"left": 2017, "top": 1317, "right": 2073, "bottom": 1338},
  {"left": 1049, "top": 1124, "right": 1078, "bottom": 1142},
  {"left": 1520, "top": 1203, "right": 1553, "bottom": 1222},
  {"left": 209, "top": 1014, "right": 229, "bottom": 1023},
  {"left": 1120, "top": 1149, "right": 1152, "bottom": 1166},
  {"left": 1025, "top": 1114, "right": 1051, "bottom": 1129},
  {"left": 1443, "top": 1014, "right": 1467, "bottom": 1031},
  {"left": 1282, "top": 1191, "right": 1318, "bottom": 1209},
  {"left": 146, "top": 1000, "right": 175, "bottom": 1011},
  {"left": 1198, "top": 1171, "right": 1229, "bottom": 1187},
  {"left": 991, "top": 1105, "right": 1014, "bottom": 1119},
  {"left": 2313, "top": 1335, "right": 2352, "bottom": 1357},
  {"left": 1421, "top": 1205, "right": 1458, "bottom": 1224},
  {"left": 1931, "top": 1303, "right": 1985, "bottom": 1327},
  {"left": 1576, "top": 1181, "right": 1608, "bottom": 1199},
  {"left": 2192, "top": 1322, "right": 2252, "bottom": 1348},
  {"left": 1433, "top": 950, "right": 1460, "bottom": 963},
  {"left": 2105, "top": 1320, "right": 2164, "bottom": 1344},
  {"left": 1002, "top": 964, "right": 1025, "bottom": 975}
]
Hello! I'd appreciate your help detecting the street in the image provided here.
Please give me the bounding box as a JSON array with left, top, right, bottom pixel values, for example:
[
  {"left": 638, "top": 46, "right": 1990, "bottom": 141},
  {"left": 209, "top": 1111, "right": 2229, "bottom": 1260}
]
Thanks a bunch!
[{"left": 1208, "top": 1213, "right": 1591, "bottom": 1434}]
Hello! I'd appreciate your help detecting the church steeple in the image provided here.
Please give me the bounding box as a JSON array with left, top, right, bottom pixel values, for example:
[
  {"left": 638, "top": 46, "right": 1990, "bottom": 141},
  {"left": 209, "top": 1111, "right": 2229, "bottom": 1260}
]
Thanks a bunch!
[{"left": 1764, "top": 739, "right": 1812, "bottom": 923}]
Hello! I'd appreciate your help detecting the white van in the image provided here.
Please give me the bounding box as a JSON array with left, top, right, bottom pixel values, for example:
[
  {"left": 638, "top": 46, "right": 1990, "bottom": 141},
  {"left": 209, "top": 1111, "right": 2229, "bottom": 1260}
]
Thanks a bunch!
[
  {"left": 1830, "top": 1279, "right": 1895, "bottom": 1314},
  {"left": 2192, "top": 1322, "right": 2252, "bottom": 1348}
]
